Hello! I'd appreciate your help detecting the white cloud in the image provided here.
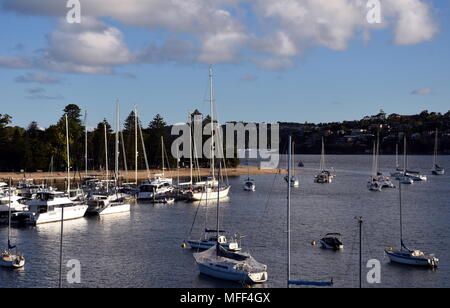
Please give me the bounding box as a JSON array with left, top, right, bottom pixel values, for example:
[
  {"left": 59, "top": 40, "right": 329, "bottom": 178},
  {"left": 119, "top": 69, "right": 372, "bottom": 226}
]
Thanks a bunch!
[
  {"left": 0, "top": 56, "right": 32, "bottom": 68},
  {"left": 0, "top": 0, "right": 439, "bottom": 73},
  {"left": 411, "top": 88, "right": 432, "bottom": 95},
  {"left": 15, "top": 72, "right": 61, "bottom": 84},
  {"left": 252, "top": 57, "right": 294, "bottom": 71}
]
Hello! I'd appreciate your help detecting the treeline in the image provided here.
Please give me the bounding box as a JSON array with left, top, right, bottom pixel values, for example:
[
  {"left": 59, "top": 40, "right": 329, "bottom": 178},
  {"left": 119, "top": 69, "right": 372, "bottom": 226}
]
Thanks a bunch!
[{"left": 0, "top": 104, "right": 239, "bottom": 173}]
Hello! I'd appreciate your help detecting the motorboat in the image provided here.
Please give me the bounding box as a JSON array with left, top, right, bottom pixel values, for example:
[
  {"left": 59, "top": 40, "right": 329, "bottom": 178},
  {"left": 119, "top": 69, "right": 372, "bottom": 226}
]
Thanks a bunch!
[
  {"left": 320, "top": 233, "right": 344, "bottom": 250},
  {"left": 12, "top": 191, "right": 88, "bottom": 225}
]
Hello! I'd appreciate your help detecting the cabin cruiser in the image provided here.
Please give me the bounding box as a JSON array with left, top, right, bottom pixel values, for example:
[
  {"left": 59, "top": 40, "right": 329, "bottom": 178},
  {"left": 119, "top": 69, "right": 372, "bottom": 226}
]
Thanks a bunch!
[
  {"left": 94, "top": 196, "right": 130, "bottom": 216},
  {"left": 320, "top": 233, "right": 344, "bottom": 250},
  {"left": 137, "top": 177, "right": 174, "bottom": 201},
  {"left": 86, "top": 191, "right": 130, "bottom": 213},
  {"left": 0, "top": 196, "right": 27, "bottom": 224},
  {"left": 12, "top": 191, "right": 88, "bottom": 225}
]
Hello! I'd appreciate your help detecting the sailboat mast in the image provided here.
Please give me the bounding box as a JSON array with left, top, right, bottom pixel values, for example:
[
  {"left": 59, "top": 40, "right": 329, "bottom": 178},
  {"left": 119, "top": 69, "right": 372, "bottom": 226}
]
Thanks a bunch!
[
  {"left": 85, "top": 110, "right": 88, "bottom": 178},
  {"left": 104, "top": 123, "right": 109, "bottom": 194},
  {"left": 8, "top": 178, "right": 11, "bottom": 249},
  {"left": 135, "top": 106, "right": 138, "bottom": 185},
  {"left": 161, "top": 136, "right": 165, "bottom": 176},
  {"left": 115, "top": 103, "right": 120, "bottom": 186},
  {"left": 399, "top": 179, "right": 403, "bottom": 251},
  {"left": 433, "top": 129, "right": 438, "bottom": 168},
  {"left": 216, "top": 163, "right": 222, "bottom": 257},
  {"left": 60, "top": 114, "right": 70, "bottom": 288},
  {"left": 66, "top": 115, "right": 70, "bottom": 194},
  {"left": 189, "top": 114, "right": 193, "bottom": 185},
  {"left": 209, "top": 67, "right": 215, "bottom": 178},
  {"left": 403, "top": 135, "right": 407, "bottom": 174},
  {"left": 287, "top": 136, "right": 292, "bottom": 288},
  {"left": 395, "top": 143, "right": 399, "bottom": 169}
]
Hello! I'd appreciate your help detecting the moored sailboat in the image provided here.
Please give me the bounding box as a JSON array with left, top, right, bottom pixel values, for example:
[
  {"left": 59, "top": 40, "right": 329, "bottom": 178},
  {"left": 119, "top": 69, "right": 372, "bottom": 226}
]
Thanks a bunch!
[
  {"left": 432, "top": 129, "right": 445, "bottom": 176},
  {"left": 1, "top": 178, "right": 25, "bottom": 269},
  {"left": 193, "top": 164, "right": 267, "bottom": 284},
  {"left": 385, "top": 179, "right": 439, "bottom": 268}
]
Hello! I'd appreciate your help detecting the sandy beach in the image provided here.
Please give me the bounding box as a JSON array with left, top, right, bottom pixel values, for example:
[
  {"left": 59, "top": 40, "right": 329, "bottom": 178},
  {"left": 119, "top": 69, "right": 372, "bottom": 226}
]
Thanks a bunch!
[{"left": 0, "top": 166, "right": 287, "bottom": 183}]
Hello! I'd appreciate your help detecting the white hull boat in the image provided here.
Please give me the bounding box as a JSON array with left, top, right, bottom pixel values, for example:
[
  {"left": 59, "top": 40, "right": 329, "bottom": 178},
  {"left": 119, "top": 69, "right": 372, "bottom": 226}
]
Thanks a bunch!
[
  {"left": 97, "top": 202, "right": 130, "bottom": 216},
  {"left": 385, "top": 248, "right": 438, "bottom": 268},
  {"left": 13, "top": 191, "right": 88, "bottom": 225},
  {"left": 194, "top": 245, "right": 267, "bottom": 284},
  {"left": 189, "top": 186, "right": 230, "bottom": 201}
]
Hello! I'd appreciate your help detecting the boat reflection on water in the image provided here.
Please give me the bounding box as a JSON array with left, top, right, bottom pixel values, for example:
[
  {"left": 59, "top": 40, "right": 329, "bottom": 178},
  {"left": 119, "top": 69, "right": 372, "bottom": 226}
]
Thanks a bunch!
[{"left": 190, "top": 197, "right": 231, "bottom": 208}]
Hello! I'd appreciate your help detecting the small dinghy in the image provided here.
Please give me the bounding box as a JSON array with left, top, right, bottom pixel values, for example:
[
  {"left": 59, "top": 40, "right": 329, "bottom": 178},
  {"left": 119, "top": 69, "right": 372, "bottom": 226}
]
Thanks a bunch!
[
  {"left": 320, "top": 233, "right": 344, "bottom": 250},
  {"left": 243, "top": 179, "right": 256, "bottom": 192}
]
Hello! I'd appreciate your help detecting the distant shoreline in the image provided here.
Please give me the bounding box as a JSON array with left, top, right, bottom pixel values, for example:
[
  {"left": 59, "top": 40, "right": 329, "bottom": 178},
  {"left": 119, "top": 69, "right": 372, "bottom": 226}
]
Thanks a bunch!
[{"left": 0, "top": 166, "right": 287, "bottom": 182}]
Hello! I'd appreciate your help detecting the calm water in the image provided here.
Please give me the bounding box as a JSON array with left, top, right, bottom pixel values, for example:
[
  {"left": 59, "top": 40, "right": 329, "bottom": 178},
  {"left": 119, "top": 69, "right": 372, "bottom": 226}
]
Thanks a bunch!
[{"left": 1, "top": 155, "right": 449, "bottom": 288}]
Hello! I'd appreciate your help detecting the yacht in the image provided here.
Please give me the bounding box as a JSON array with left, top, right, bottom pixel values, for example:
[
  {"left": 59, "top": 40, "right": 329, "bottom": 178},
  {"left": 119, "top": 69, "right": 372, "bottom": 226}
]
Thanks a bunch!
[
  {"left": 315, "top": 138, "right": 335, "bottom": 184},
  {"left": 96, "top": 197, "right": 131, "bottom": 216},
  {"left": 194, "top": 245, "right": 268, "bottom": 284},
  {"left": 137, "top": 178, "right": 174, "bottom": 200},
  {"left": 12, "top": 191, "right": 88, "bottom": 225},
  {"left": 385, "top": 180, "right": 439, "bottom": 268}
]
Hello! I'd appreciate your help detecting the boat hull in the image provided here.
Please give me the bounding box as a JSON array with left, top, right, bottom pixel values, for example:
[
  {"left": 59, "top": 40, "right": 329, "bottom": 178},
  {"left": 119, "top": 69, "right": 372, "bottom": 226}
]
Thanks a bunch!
[
  {"left": 197, "top": 262, "right": 267, "bottom": 284},
  {"left": 97, "top": 203, "right": 130, "bottom": 216},
  {"left": 385, "top": 249, "right": 438, "bottom": 268},
  {"left": 0, "top": 253, "right": 25, "bottom": 269},
  {"left": 13, "top": 205, "right": 88, "bottom": 225},
  {"left": 189, "top": 187, "right": 230, "bottom": 201}
]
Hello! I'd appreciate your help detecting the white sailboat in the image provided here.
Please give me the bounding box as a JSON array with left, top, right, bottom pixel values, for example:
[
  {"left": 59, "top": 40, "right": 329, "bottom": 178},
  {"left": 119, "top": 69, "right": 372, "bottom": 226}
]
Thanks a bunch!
[
  {"left": 315, "top": 137, "right": 335, "bottom": 184},
  {"left": 285, "top": 142, "right": 299, "bottom": 187},
  {"left": 395, "top": 136, "right": 414, "bottom": 185},
  {"left": 193, "top": 164, "right": 267, "bottom": 284},
  {"left": 432, "top": 129, "right": 445, "bottom": 175},
  {"left": 188, "top": 68, "right": 230, "bottom": 201},
  {"left": 385, "top": 180, "right": 439, "bottom": 268},
  {"left": 96, "top": 103, "right": 131, "bottom": 215},
  {"left": 243, "top": 156, "right": 256, "bottom": 192},
  {"left": 1, "top": 178, "right": 25, "bottom": 269},
  {"left": 368, "top": 132, "right": 395, "bottom": 191}
]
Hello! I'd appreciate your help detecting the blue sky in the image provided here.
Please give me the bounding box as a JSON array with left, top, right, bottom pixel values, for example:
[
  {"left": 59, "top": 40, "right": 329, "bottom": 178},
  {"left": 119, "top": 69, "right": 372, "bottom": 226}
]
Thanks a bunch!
[{"left": 0, "top": 0, "right": 449, "bottom": 129}]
